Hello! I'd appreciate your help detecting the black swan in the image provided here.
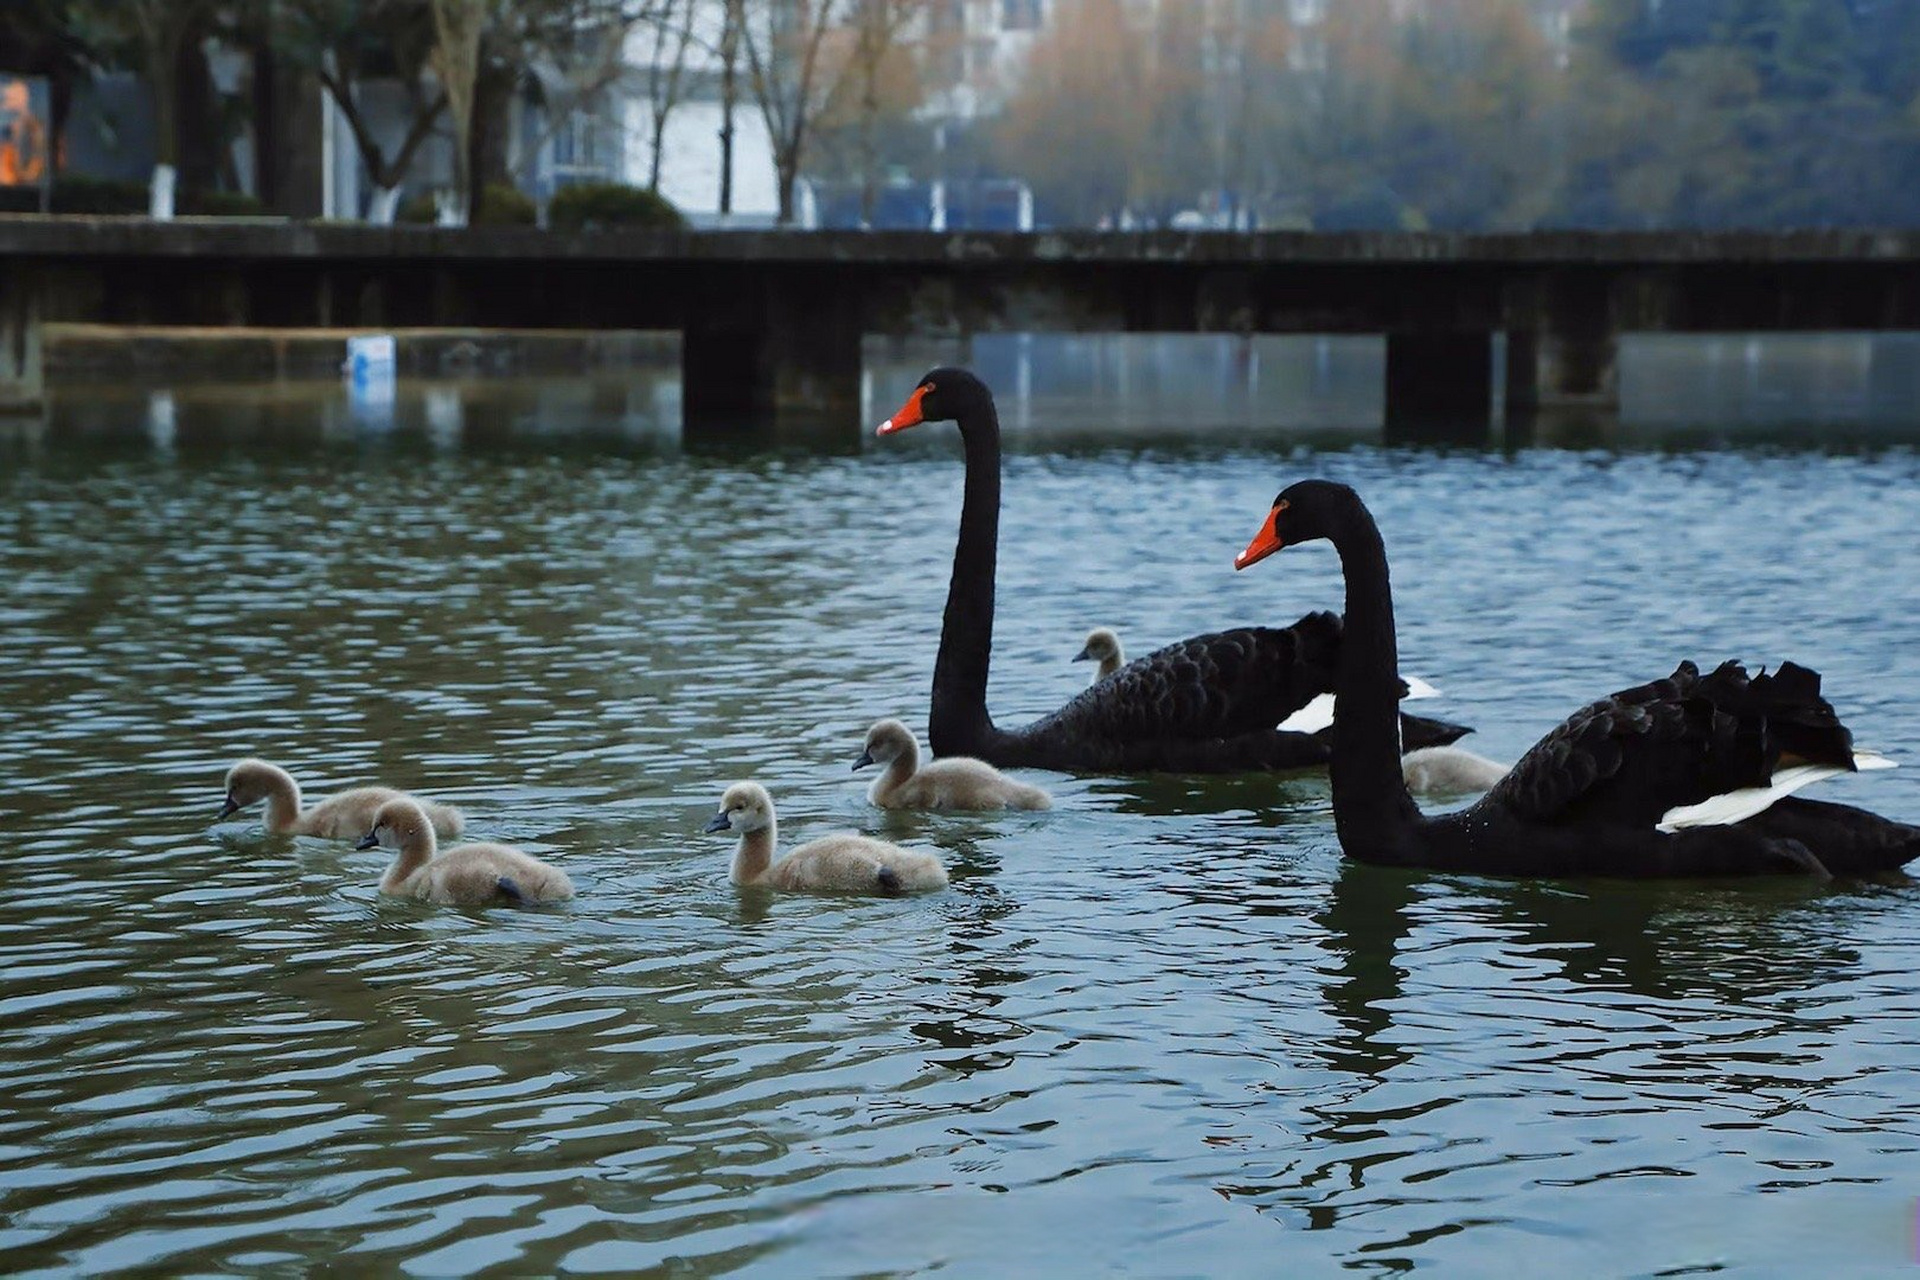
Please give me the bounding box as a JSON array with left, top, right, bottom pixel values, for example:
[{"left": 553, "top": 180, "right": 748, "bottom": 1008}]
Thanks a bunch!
[
  {"left": 1235, "top": 479, "right": 1917, "bottom": 877},
  {"left": 873, "top": 368, "right": 1471, "bottom": 773}
]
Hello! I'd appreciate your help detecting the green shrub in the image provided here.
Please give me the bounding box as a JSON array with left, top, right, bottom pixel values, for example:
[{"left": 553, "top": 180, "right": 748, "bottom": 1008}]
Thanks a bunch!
[
  {"left": 0, "top": 174, "right": 265, "bottom": 216},
  {"left": 396, "top": 191, "right": 437, "bottom": 224},
  {"left": 0, "top": 173, "right": 144, "bottom": 214},
  {"left": 476, "top": 181, "right": 536, "bottom": 226},
  {"left": 548, "top": 182, "right": 684, "bottom": 232},
  {"left": 180, "top": 188, "right": 266, "bottom": 217},
  {"left": 52, "top": 175, "right": 148, "bottom": 213},
  {"left": 396, "top": 183, "right": 536, "bottom": 226}
]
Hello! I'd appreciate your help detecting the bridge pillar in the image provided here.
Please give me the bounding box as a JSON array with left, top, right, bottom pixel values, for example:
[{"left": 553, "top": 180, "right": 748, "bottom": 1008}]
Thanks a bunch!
[
  {"left": 0, "top": 266, "right": 44, "bottom": 414},
  {"left": 1505, "top": 328, "right": 1619, "bottom": 422},
  {"left": 1503, "top": 273, "right": 1620, "bottom": 438},
  {"left": 1384, "top": 332, "right": 1493, "bottom": 442},
  {"left": 682, "top": 277, "right": 863, "bottom": 432}
]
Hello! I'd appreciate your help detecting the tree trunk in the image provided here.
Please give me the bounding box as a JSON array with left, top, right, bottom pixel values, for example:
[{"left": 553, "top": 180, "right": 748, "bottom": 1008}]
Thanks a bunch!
[
  {"left": 252, "top": 39, "right": 280, "bottom": 208},
  {"left": 323, "top": 71, "right": 448, "bottom": 220},
  {"left": 430, "top": 0, "right": 484, "bottom": 228},
  {"left": 719, "top": 0, "right": 741, "bottom": 214},
  {"left": 650, "top": 111, "right": 667, "bottom": 192},
  {"left": 176, "top": 33, "right": 220, "bottom": 193},
  {"left": 858, "top": 58, "right": 880, "bottom": 226},
  {"left": 368, "top": 185, "right": 402, "bottom": 224},
  {"left": 468, "top": 65, "right": 513, "bottom": 223},
  {"left": 146, "top": 31, "right": 181, "bottom": 219},
  {"left": 149, "top": 165, "right": 177, "bottom": 219},
  {"left": 776, "top": 147, "right": 798, "bottom": 225}
]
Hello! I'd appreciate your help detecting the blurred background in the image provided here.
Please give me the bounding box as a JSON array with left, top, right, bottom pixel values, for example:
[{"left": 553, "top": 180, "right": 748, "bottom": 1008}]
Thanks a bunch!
[{"left": 5, "top": 0, "right": 1918, "bottom": 232}]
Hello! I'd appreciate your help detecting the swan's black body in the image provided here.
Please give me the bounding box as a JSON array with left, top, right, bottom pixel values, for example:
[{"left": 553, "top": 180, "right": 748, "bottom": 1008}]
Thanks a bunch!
[
  {"left": 882, "top": 369, "right": 1470, "bottom": 774},
  {"left": 1244, "top": 480, "right": 1919, "bottom": 878}
]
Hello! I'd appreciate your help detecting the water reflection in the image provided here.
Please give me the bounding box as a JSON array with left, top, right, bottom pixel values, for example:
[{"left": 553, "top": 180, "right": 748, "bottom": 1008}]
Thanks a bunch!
[
  {"left": 1223, "top": 864, "right": 1907, "bottom": 1260},
  {"left": 2, "top": 377, "right": 1919, "bottom": 1273},
  {"left": 6, "top": 330, "right": 1918, "bottom": 460},
  {"left": 17, "top": 372, "right": 683, "bottom": 457}
]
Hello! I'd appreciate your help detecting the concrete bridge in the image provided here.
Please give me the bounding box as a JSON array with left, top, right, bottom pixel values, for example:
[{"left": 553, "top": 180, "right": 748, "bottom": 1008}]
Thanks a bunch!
[{"left": 5, "top": 217, "right": 1920, "bottom": 434}]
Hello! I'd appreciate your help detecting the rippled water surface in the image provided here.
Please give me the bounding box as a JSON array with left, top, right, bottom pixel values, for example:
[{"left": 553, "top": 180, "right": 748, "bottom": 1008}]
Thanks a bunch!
[{"left": 4, "top": 378, "right": 1920, "bottom": 1275}]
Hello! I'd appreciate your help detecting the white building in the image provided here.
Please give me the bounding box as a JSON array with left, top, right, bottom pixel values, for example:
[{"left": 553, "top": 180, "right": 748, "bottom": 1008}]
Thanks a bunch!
[
  {"left": 615, "top": 0, "right": 1060, "bottom": 221},
  {"left": 617, "top": 2, "right": 781, "bottom": 222}
]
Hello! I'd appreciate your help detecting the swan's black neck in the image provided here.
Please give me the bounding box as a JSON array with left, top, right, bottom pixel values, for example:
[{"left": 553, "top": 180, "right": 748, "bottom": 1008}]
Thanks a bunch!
[
  {"left": 928, "top": 392, "right": 1001, "bottom": 756},
  {"left": 1328, "top": 500, "right": 1424, "bottom": 859}
]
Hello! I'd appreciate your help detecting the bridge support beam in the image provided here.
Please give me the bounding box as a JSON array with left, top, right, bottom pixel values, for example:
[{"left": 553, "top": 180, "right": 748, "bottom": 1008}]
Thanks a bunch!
[
  {"left": 1505, "top": 327, "right": 1619, "bottom": 427},
  {"left": 0, "top": 265, "right": 44, "bottom": 414},
  {"left": 682, "top": 278, "right": 863, "bottom": 433},
  {"left": 1502, "top": 272, "right": 1620, "bottom": 440},
  {"left": 1384, "top": 331, "right": 1493, "bottom": 442}
]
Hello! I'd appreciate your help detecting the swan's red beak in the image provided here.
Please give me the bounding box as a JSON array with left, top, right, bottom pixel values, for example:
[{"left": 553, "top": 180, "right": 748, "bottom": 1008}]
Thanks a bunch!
[
  {"left": 1235, "top": 501, "right": 1288, "bottom": 570},
  {"left": 876, "top": 385, "right": 929, "bottom": 436}
]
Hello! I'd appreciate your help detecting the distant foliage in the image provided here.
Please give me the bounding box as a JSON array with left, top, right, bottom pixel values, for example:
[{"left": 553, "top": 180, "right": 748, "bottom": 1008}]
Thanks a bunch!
[
  {"left": 989, "top": 0, "right": 1920, "bottom": 230},
  {"left": 1562, "top": 0, "right": 1920, "bottom": 228},
  {"left": 548, "top": 182, "right": 685, "bottom": 232}
]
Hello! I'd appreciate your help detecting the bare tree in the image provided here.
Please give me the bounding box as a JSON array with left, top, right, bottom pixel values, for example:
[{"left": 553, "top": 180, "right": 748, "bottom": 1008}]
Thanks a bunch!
[
  {"left": 845, "top": 0, "right": 927, "bottom": 224},
  {"left": 741, "top": 0, "right": 850, "bottom": 224},
  {"left": 718, "top": 0, "right": 743, "bottom": 212},
  {"left": 454, "top": 0, "right": 664, "bottom": 220},
  {"left": 429, "top": 0, "right": 490, "bottom": 225},
  {"left": 284, "top": 0, "right": 446, "bottom": 223},
  {"left": 70, "top": 0, "right": 215, "bottom": 217},
  {"left": 506, "top": 10, "right": 654, "bottom": 188},
  {"left": 637, "top": 0, "right": 701, "bottom": 191}
]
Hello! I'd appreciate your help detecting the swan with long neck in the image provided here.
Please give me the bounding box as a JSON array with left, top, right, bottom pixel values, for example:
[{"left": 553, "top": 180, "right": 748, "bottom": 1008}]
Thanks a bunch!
[
  {"left": 875, "top": 368, "right": 1470, "bottom": 774},
  {"left": 1235, "top": 480, "right": 1918, "bottom": 877}
]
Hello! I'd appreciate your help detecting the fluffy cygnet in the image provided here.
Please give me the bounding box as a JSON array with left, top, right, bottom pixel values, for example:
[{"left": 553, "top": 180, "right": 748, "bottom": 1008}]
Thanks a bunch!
[
  {"left": 704, "top": 781, "right": 948, "bottom": 895},
  {"left": 220, "top": 757, "right": 464, "bottom": 840},
  {"left": 1400, "top": 746, "right": 1508, "bottom": 794},
  {"left": 854, "top": 718, "right": 1052, "bottom": 811},
  {"left": 356, "top": 797, "right": 573, "bottom": 905},
  {"left": 1074, "top": 627, "right": 1125, "bottom": 682}
]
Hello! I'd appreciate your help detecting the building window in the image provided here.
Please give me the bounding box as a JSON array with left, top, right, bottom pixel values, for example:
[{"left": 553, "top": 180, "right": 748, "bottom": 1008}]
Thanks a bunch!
[
  {"left": 1002, "top": 0, "right": 1041, "bottom": 29},
  {"left": 553, "top": 109, "right": 610, "bottom": 180}
]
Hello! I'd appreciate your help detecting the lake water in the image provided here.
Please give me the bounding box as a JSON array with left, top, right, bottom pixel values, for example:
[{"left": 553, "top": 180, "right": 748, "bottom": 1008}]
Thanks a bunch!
[{"left": 3, "top": 343, "right": 1920, "bottom": 1274}]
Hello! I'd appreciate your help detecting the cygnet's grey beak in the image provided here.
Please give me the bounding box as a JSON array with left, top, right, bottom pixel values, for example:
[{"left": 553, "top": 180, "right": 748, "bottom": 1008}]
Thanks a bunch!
[
  {"left": 853, "top": 749, "right": 874, "bottom": 771},
  {"left": 1072, "top": 646, "right": 1093, "bottom": 663},
  {"left": 218, "top": 796, "right": 240, "bottom": 819},
  {"left": 354, "top": 832, "right": 379, "bottom": 850},
  {"left": 703, "top": 812, "right": 732, "bottom": 833}
]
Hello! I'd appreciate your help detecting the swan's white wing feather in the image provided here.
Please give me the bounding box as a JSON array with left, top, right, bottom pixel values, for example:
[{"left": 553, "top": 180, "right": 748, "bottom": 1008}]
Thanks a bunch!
[
  {"left": 1277, "top": 675, "right": 1441, "bottom": 734},
  {"left": 1657, "top": 752, "right": 1897, "bottom": 832},
  {"left": 1278, "top": 693, "right": 1336, "bottom": 735}
]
